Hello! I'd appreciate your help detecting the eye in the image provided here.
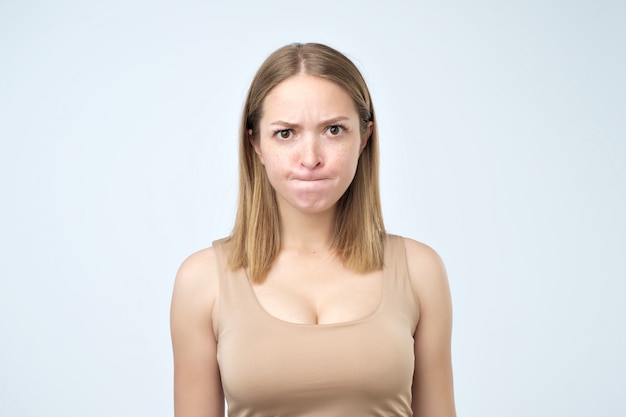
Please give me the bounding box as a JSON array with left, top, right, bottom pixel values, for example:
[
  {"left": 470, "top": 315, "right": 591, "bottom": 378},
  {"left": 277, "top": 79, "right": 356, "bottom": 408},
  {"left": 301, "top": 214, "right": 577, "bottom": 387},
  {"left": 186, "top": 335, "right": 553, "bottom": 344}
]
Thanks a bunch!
[
  {"left": 274, "top": 129, "right": 293, "bottom": 139},
  {"left": 327, "top": 125, "right": 345, "bottom": 136}
]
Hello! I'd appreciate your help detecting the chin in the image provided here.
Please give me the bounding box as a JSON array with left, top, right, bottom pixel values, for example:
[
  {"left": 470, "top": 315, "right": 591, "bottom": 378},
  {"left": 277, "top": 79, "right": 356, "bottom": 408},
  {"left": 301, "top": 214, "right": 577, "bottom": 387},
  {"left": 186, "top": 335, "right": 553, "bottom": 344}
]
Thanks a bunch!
[{"left": 289, "top": 199, "right": 337, "bottom": 215}]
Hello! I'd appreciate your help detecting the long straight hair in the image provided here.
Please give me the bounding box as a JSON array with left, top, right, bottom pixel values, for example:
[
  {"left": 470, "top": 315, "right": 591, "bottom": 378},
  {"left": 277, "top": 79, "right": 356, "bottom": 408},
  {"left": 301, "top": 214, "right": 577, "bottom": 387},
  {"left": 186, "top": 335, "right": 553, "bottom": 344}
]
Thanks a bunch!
[{"left": 228, "top": 43, "right": 385, "bottom": 283}]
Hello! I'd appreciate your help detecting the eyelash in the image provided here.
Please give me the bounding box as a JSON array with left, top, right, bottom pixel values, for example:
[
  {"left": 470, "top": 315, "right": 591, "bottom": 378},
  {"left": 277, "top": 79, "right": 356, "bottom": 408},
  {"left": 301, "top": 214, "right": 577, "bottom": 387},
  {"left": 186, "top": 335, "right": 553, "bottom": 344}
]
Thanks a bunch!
[
  {"left": 326, "top": 124, "right": 347, "bottom": 136},
  {"left": 273, "top": 129, "right": 293, "bottom": 140},
  {"left": 272, "top": 124, "right": 348, "bottom": 140}
]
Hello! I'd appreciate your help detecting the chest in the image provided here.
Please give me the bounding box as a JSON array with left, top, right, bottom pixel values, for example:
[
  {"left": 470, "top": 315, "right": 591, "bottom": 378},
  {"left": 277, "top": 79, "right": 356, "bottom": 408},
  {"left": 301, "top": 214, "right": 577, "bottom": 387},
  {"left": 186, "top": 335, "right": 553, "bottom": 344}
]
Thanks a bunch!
[
  {"left": 252, "top": 255, "right": 384, "bottom": 325},
  {"left": 213, "top": 241, "right": 419, "bottom": 416},
  {"left": 218, "top": 313, "right": 415, "bottom": 416}
]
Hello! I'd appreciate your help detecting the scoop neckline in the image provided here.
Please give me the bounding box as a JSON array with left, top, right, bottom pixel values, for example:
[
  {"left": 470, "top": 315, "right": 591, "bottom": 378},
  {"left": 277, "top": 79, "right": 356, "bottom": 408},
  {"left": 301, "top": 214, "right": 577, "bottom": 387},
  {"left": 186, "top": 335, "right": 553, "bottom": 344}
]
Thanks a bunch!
[{"left": 240, "top": 236, "right": 392, "bottom": 328}]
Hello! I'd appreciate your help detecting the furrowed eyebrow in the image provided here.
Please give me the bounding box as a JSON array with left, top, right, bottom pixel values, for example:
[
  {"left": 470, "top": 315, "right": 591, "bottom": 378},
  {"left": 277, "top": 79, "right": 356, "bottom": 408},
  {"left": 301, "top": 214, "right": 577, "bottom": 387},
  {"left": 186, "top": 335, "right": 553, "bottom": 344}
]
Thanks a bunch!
[
  {"left": 268, "top": 116, "right": 351, "bottom": 128},
  {"left": 320, "top": 116, "right": 350, "bottom": 125},
  {"left": 268, "top": 120, "right": 300, "bottom": 128}
]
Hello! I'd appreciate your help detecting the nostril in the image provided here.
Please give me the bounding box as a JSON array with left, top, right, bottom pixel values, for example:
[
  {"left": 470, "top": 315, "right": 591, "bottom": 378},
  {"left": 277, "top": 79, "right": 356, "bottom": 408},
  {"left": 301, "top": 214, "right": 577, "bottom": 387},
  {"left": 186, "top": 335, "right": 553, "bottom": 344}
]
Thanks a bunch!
[
  {"left": 300, "top": 153, "right": 323, "bottom": 169},
  {"left": 300, "top": 154, "right": 321, "bottom": 169}
]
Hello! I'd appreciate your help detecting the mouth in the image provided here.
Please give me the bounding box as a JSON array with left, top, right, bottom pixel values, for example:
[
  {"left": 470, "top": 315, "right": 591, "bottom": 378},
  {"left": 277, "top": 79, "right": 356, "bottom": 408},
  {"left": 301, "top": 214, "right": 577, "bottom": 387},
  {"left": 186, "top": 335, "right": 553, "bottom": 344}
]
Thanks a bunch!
[{"left": 291, "top": 176, "right": 328, "bottom": 181}]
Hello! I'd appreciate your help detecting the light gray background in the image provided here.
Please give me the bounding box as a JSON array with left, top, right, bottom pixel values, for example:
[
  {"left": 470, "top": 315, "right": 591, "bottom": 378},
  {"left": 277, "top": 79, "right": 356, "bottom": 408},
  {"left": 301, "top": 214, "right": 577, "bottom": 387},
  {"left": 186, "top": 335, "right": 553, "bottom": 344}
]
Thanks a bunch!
[{"left": 1, "top": 1, "right": 624, "bottom": 416}]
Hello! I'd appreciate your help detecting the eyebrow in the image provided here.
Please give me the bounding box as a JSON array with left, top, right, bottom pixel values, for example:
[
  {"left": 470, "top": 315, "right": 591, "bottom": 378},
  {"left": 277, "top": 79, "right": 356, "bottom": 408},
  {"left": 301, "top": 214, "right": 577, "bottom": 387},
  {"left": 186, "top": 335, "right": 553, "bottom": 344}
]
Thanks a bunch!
[
  {"left": 268, "top": 120, "right": 300, "bottom": 128},
  {"left": 268, "top": 116, "right": 351, "bottom": 128}
]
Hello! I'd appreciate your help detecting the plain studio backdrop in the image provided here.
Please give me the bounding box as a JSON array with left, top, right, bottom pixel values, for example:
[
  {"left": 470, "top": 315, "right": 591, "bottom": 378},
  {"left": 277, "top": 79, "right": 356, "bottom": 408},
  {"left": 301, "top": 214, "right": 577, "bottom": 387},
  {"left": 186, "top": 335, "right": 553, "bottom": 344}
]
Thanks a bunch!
[{"left": 1, "top": 1, "right": 624, "bottom": 416}]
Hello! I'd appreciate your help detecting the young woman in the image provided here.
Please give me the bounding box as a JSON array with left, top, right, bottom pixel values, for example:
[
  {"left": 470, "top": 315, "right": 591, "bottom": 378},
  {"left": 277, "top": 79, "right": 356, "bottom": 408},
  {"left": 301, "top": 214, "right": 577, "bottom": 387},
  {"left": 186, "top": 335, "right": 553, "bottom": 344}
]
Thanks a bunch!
[{"left": 170, "top": 43, "right": 456, "bottom": 417}]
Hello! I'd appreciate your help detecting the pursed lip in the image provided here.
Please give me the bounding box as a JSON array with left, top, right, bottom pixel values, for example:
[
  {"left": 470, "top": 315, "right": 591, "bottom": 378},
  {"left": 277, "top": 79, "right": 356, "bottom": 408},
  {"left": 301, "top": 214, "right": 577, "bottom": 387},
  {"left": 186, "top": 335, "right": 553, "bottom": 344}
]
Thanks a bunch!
[
  {"left": 297, "top": 178, "right": 326, "bottom": 181},
  {"left": 290, "top": 176, "right": 329, "bottom": 181}
]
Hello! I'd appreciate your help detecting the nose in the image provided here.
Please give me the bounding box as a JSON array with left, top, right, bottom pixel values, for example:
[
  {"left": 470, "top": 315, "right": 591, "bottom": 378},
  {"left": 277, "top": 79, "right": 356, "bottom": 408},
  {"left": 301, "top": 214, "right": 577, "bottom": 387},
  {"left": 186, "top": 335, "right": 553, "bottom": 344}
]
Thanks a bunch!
[{"left": 299, "top": 135, "right": 323, "bottom": 169}]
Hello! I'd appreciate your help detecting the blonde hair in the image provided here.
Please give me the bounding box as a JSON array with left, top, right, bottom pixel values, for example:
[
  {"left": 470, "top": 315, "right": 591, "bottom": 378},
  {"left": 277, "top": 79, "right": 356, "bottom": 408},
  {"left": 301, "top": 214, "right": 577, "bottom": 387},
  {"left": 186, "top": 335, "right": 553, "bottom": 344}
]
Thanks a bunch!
[{"left": 228, "top": 43, "right": 385, "bottom": 283}]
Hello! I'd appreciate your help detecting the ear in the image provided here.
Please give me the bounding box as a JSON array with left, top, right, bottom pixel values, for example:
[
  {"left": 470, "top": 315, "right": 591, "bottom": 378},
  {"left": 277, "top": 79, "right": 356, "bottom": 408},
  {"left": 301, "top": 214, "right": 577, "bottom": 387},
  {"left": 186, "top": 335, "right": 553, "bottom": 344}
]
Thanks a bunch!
[
  {"left": 249, "top": 129, "right": 265, "bottom": 164},
  {"left": 360, "top": 121, "right": 373, "bottom": 153}
]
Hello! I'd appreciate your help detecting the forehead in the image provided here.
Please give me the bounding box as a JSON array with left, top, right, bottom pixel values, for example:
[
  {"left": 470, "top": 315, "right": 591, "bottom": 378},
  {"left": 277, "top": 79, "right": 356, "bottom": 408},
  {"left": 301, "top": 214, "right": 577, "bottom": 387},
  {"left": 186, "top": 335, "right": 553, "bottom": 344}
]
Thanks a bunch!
[{"left": 261, "top": 75, "right": 357, "bottom": 119}]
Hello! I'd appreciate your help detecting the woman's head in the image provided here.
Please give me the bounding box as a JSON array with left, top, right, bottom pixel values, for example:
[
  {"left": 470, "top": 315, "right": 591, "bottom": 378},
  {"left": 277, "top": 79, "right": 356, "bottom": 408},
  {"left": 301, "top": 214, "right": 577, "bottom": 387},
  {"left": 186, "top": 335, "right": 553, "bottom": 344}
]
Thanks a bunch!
[{"left": 230, "top": 43, "right": 385, "bottom": 282}]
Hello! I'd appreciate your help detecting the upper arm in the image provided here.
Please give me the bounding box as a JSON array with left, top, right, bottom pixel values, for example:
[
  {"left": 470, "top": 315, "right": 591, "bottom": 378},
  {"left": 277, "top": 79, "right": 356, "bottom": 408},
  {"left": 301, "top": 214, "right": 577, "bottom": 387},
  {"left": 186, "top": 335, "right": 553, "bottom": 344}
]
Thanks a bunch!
[
  {"left": 170, "top": 248, "right": 224, "bottom": 417},
  {"left": 405, "top": 238, "right": 456, "bottom": 417}
]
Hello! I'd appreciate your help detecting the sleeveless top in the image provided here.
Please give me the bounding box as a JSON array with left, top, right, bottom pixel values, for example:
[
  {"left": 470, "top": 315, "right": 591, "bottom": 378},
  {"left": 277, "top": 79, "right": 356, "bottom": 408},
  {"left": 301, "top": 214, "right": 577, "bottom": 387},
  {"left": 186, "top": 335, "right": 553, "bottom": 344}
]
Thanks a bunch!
[{"left": 212, "top": 234, "right": 419, "bottom": 417}]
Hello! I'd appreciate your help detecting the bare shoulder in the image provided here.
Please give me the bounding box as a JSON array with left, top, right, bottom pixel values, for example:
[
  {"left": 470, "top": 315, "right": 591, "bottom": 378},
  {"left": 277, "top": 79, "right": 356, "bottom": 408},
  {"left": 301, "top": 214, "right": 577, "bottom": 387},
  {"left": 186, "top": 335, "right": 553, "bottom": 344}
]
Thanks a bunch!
[
  {"left": 171, "top": 245, "right": 226, "bottom": 416},
  {"left": 401, "top": 237, "right": 456, "bottom": 416},
  {"left": 175, "top": 247, "right": 220, "bottom": 285},
  {"left": 171, "top": 246, "right": 221, "bottom": 321},
  {"left": 400, "top": 237, "right": 451, "bottom": 308},
  {"left": 401, "top": 237, "right": 447, "bottom": 281}
]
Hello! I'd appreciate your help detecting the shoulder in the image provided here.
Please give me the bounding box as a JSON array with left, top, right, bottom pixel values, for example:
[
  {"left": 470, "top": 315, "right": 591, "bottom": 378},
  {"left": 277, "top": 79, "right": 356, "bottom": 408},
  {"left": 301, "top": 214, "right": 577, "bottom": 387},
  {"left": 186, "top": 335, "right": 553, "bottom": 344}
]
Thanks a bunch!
[
  {"left": 175, "top": 247, "right": 219, "bottom": 289},
  {"left": 171, "top": 242, "right": 225, "bottom": 322},
  {"left": 174, "top": 237, "right": 230, "bottom": 287},
  {"left": 400, "top": 237, "right": 446, "bottom": 278},
  {"left": 398, "top": 237, "right": 456, "bottom": 415},
  {"left": 397, "top": 236, "right": 451, "bottom": 312},
  {"left": 170, "top": 244, "right": 227, "bottom": 416}
]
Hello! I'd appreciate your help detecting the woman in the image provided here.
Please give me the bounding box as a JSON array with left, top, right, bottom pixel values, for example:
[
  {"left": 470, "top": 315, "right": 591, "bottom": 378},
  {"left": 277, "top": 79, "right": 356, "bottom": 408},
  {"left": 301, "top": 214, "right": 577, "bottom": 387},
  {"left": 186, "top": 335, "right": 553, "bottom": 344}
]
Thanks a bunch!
[{"left": 170, "top": 43, "right": 456, "bottom": 417}]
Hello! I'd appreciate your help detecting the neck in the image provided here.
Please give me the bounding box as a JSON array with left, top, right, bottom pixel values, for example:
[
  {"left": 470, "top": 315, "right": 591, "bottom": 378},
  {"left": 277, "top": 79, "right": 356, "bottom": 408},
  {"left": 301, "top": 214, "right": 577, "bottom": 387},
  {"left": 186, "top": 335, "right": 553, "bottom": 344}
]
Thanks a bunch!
[{"left": 278, "top": 205, "right": 336, "bottom": 253}]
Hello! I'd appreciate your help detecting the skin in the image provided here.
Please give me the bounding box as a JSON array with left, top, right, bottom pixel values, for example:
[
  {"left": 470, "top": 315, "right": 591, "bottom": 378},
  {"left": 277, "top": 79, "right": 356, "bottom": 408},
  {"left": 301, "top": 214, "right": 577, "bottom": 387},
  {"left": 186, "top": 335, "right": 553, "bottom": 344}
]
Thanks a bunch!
[
  {"left": 170, "top": 74, "right": 456, "bottom": 417},
  {"left": 251, "top": 74, "right": 369, "bottom": 219}
]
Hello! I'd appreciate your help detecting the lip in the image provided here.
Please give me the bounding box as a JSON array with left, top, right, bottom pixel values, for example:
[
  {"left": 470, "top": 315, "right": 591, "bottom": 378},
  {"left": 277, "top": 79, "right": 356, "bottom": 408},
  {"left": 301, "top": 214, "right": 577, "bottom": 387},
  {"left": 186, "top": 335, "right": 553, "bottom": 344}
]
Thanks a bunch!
[{"left": 291, "top": 176, "right": 329, "bottom": 181}]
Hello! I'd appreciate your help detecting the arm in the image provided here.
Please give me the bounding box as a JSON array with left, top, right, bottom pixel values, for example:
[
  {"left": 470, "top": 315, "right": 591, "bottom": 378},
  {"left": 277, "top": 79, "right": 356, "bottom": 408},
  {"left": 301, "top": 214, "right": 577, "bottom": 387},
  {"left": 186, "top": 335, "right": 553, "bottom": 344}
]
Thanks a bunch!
[
  {"left": 170, "top": 248, "right": 224, "bottom": 417},
  {"left": 405, "top": 238, "right": 456, "bottom": 417}
]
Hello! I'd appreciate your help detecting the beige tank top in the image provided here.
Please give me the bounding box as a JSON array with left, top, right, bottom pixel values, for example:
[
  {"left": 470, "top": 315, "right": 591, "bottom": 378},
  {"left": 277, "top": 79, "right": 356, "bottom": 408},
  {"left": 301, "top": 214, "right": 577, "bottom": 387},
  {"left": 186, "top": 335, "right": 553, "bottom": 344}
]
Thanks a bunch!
[{"left": 212, "top": 234, "right": 418, "bottom": 417}]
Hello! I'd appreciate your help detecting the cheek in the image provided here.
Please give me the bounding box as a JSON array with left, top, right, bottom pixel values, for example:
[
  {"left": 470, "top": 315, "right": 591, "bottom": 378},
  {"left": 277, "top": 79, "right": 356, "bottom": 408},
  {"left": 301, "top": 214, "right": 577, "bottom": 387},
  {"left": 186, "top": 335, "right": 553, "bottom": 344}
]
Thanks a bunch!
[
  {"left": 264, "top": 151, "right": 285, "bottom": 167},
  {"left": 335, "top": 143, "right": 362, "bottom": 169},
  {"left": 261, "top": 153, "right": 288, "bottom": 181}
]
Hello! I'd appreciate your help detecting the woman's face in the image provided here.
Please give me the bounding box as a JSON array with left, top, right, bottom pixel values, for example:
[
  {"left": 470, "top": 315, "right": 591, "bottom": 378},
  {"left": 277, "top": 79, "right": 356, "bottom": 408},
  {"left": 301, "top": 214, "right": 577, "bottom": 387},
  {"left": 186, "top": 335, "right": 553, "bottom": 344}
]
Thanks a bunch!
[{"left": 252, "top": 75, "right": 371, "bottom": 215}]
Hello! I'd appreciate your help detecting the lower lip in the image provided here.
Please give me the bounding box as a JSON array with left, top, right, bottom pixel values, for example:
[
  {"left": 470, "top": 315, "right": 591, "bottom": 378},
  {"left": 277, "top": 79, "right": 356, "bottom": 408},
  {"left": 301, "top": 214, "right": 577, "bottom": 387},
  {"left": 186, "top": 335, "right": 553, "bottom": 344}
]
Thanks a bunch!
[
  {"left": 293, "top": 179, "right": 329, "bottom": 187},
  {"left": 293, "top": 177, "right": 327, "bottom": 181}
]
